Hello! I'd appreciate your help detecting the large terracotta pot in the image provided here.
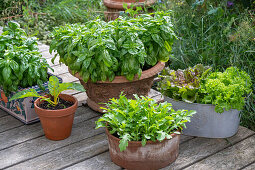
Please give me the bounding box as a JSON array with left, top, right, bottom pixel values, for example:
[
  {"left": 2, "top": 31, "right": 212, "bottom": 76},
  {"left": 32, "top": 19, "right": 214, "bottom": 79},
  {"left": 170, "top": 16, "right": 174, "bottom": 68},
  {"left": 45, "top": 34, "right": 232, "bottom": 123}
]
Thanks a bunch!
[
  {"left": 70, "top": 62, "right": 165, "bottom": 112},
  {"left": 34, "top": 94, "right": 78, "bottom": 140},
  {"left": 105, "top": 127, "right": 180, "bottom": 170},
  {"left": 103, "top": 0, "right": 157, "bottom": 21}
]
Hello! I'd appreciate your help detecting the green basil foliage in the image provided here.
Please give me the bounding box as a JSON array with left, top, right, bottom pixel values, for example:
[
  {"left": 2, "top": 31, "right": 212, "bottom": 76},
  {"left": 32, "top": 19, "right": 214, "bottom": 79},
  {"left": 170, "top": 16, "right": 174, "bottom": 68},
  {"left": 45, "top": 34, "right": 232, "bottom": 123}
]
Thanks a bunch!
[
  {"left": 158, "top": 64, "right": 211, "bottom": 103},
  {"left": 200, "top": 67, "right": 252, "bottom": 113},
  {"left": 159, "top": 65, "right": 252, "bottom": 113},
  {"left": 50, "top": 11, "right": 176, "bottom": 82},
  {"left": 95, "top": 93, "right": 196, "bottom": 151},
  {"left": 10, "top": 76, "right": 85, "bottom": 107},
  {"left": 0, "top": 21, "right": 52, "bottom": 95}
]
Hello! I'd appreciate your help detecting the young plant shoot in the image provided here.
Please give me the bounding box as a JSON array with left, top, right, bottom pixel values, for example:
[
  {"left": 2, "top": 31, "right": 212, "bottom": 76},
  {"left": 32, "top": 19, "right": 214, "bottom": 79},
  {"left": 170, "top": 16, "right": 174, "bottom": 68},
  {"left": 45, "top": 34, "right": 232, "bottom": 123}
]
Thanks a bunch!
[{"left": 10, "top": 76, "right": 85, "bottom": 107}]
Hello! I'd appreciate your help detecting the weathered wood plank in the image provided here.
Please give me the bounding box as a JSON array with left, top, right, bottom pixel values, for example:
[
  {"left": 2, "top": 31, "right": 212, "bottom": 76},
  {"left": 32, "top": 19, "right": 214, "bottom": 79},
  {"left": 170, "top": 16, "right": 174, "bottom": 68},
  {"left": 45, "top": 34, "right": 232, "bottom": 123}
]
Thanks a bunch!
[
  {"left": 73, "top": 92, "right": 87, "bottom": 106},
  {"left": 243, "top": 162, "right": 255, "bottom": 170},
  {"left": 6, "top": 134, "right": 109, "bottom": 170},
  {"left": 180, "top": 135, "right": 194, "bottom": 144},
  {"left": 64, "top": 152, "right": 121, "bottom": 170},
  {"left": 38, "top": 44, "right": 49, "bottom": 52},
  {"left": 0, "top": 116, "right": 103, "bottom": 169},
  {"left": 186, "top": 135, "right": 255, "bottom": 170},
  {"left": 41, "top": 51, "right": 55, "bottom": 59},
  {"left": 163, "top": 126, "right": 255, "bottom": 170},
  {"left": 0, "top": 106, "right": 98, "bottom": 151},
  {"left": 62, "top": 90, "right": 80, "bottom": 95},
  {"left": 75, "top": 133, "right": 194, "bottom": 170},
  {"left": 0, "top": 115, "right": 23, "bottom": 133},
  {"left": 48, "top": 64, "right": 69, "bottom": 76},
  {"left": 0, "top": 109, "right": 8, "bottom": 118},
  {"left": 46, "top": 55, "right": 60, "bottom": 67},
  {"left": 148, "top": 89, "right": 161, "bottom": 98},
  {"left": 58, "top": 73, "right": 79, "bottom": 83}
]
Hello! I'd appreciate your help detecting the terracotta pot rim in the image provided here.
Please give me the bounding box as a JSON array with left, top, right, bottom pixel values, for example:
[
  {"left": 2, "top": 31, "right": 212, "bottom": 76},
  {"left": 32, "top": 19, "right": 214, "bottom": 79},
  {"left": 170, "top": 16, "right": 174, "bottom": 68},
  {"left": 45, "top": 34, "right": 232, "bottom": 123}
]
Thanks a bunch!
[
  {"left": 105, "top": 126, "right": 179, "bottom": 146},
  {"left": 103, "top": 0, "right": 156, "bottom": 9},
  {"left": 70, "top": 61, "right": 165, "bottom": 84},
  {"left": 34, "top": 94, "right": 78, "bottom": 118}
]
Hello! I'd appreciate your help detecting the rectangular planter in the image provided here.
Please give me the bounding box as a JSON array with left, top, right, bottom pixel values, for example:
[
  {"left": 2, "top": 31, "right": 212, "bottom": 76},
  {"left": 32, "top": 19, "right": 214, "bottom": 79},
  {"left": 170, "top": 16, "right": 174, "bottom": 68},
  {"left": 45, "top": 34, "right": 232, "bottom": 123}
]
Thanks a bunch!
[
  {"left": 0, "top": 73, "right": 62, "bottom": 124},
  {"left": 164, "top": 96, "right": 240, "bottom": 138}
]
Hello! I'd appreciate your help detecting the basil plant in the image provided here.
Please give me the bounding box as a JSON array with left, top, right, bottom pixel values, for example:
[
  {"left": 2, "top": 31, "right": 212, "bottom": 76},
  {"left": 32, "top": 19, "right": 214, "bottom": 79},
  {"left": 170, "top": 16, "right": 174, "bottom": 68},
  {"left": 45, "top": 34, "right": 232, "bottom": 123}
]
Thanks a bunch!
[
  {"left": 50, "top": 11, "right": 176, "bottom": 83},
  {"left": 0, "top": 21, "right": 52, "bottom": 95}
]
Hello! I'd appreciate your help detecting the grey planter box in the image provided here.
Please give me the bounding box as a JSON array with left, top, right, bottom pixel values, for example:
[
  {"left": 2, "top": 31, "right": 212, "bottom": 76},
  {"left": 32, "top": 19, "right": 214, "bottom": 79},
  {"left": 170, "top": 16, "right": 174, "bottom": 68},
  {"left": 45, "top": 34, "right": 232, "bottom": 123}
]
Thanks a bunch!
[{"left": 164, "top": 96, "right": 240, "bottom": 138}]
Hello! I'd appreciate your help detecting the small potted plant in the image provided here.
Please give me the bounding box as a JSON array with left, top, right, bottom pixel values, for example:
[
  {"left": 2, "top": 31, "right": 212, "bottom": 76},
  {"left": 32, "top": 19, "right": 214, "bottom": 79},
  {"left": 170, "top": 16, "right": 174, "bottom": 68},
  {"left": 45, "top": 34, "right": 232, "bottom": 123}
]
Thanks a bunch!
[
  {"left": 158, "top": 65, "right": 252, "bottom": 138},
  {"left": 0, "top": 21, "right": 53, "bottom": 123},
  {"left": 95, "top": 93, "right": 195, "bottom": 169},
  {"left": 10, "top": 76, "right": 85, "bottom": 140},
  {"left": 50, "top": 11, "right": 176, "bottom": 112},
  {"left": 103, "top": 0, "right": 157, "bottom": 21}
]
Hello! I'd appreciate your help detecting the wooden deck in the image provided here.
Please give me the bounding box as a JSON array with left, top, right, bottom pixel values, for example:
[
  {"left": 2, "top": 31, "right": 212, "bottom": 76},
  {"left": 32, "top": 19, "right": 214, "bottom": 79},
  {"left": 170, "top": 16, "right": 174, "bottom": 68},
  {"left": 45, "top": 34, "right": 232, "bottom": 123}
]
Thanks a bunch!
[{"left": 0, "top": 42, "right": 254, "bottom": 170}]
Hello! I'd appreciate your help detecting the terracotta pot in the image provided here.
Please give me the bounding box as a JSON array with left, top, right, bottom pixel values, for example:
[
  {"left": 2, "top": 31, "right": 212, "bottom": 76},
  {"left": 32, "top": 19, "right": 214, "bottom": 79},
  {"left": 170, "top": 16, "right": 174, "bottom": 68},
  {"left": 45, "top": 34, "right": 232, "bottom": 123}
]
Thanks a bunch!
[
  {"left": 103, "top": 0, "right": 157, "bottom": 21},
  {"left": 105, "top": 128, "right": 180, "bottom": 170},
  {"left": 70, "top": 62, "right": 165, "bottom": 112},
  {"left": 34, "top": 94, "right": 78, "bottom": 140}
]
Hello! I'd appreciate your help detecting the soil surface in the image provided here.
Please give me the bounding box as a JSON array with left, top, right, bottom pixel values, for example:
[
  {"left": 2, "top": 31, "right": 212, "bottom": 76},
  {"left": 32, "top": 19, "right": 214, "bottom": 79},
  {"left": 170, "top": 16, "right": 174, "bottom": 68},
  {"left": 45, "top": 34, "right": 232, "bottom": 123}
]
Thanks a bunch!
[{"left": 39, "top": 98, "right": 74, "bottom": 110}]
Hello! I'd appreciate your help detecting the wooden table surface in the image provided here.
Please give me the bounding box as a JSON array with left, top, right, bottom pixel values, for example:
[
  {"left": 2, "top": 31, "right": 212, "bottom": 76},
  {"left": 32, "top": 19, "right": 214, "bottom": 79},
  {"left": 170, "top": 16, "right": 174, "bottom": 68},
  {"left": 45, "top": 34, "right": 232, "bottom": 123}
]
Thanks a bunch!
[{"left": 0, "top": 40, "right": 254, "bottom": 170}]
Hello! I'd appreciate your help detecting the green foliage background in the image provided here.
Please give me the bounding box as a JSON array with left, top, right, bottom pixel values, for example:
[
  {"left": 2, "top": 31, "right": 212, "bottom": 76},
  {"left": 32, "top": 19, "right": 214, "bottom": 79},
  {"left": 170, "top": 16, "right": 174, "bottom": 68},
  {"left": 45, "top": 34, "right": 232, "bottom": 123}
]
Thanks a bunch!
[
  {"left": 158, "top": 0, "right": 255, "bottom": 130},
  {"left": 0, "top": 0, "right": 254, "bottom": 130}
]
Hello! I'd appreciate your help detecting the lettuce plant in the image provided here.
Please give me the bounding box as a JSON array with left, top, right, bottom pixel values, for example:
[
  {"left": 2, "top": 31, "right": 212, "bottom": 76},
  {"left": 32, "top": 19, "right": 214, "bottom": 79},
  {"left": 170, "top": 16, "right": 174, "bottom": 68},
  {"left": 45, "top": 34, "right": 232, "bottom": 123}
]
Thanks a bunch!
[
  {"left": 158, "top": 65, "right": 252, "bottom": 113},
  {"left": 0, "top": 21, "right": 51, "bottom": 95},
  {"left": 158, "top": 64, "right": 211, "bottom": 103},
  {"left": 50, "top": 11, "right": 176, "bottom": 82},
  {"left": 95, "top": 93, "right": 195, "bottom": 151},
  {"left": 200, "top": 67, "right": 252, "bottom": 113}
]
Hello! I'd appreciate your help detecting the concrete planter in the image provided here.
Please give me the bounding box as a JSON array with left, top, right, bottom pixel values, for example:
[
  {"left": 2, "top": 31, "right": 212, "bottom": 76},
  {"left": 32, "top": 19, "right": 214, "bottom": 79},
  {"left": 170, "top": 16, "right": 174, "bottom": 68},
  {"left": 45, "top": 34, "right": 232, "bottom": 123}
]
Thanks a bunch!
[
  {"left": 164, "top": 96, "right": 241, "bottom": 138},
  {"left": 106, "top": 127, "right": 180, "bottom": 170},
  {"left": 0, "top": 73, "right": 62, "bottom": 124}
]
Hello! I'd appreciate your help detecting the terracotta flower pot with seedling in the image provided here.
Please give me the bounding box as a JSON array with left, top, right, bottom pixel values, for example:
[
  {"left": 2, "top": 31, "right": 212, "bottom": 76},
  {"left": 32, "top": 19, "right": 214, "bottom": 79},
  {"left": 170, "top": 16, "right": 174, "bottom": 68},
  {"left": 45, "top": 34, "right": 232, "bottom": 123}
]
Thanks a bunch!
[{"left": 10, "top": 76, "right": 85, "bottom": 140}]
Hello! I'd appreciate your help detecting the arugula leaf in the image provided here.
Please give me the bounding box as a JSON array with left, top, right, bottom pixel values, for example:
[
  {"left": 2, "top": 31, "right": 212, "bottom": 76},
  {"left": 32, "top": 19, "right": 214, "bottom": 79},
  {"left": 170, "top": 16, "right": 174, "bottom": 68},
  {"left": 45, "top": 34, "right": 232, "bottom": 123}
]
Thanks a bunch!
[{"left": 95, "top": 93, "right": 195, "bottom": 151}]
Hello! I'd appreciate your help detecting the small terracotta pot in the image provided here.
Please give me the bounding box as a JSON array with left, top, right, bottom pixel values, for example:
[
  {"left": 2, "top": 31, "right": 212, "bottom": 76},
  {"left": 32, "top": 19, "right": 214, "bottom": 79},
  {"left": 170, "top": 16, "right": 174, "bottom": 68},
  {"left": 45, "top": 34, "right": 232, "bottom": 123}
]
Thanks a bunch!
[
  {"left": 105, "top": 128, "right": 180, "bottom": 170},
  {"left": 34, "top": 94, "right": 78, "bottom": 140},
  {"left": 70, "top": 62, "right": 165, "bottom": 112},
  {"left": 104, "top": 0, "right": 156, "bottom": 10},
  {"left": 103, "top": 0, "right": 157, "bottom": 21}
]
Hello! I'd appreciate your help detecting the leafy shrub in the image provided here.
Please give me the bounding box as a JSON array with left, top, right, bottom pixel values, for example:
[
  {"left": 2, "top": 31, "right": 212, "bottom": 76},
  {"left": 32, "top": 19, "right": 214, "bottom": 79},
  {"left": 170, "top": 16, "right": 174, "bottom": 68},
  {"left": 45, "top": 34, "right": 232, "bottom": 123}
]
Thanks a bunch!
[
  {"left": 50, "top": 11, "right": 176, "bottom": 82},
  {"left": 0, "top": 21, "right": 51, "bottom": 95},
  {"left": 96, "top": 93, "right": 195, "bottom": 151},
  {"left": 158, "top": 64, "right": 211, "bottom": 103},
  {"left": 200, "top": 67, "right": 252, "bottom": 113}
]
